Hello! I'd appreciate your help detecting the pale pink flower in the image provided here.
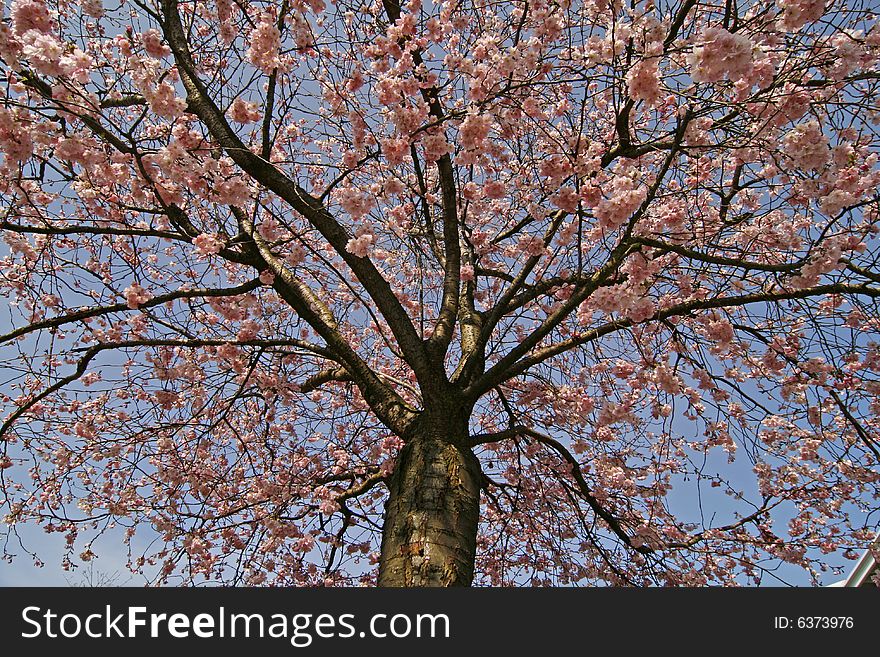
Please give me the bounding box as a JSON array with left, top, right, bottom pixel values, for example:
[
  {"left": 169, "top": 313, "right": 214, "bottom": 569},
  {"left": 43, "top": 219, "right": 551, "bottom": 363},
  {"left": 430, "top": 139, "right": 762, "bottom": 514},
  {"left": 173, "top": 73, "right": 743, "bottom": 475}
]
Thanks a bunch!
[
  {"left": 381, "top": 137, "right": 409, "bottom": 166},
  {"left": 59, "top": 48, "right": 93, "bottom": 83},
  {"left": 346, "top": 68, "right": 365, "bottom": 93},
  {"left": 782, "top": 120, "right": 829, "bottom": 171},
  {"left": 829, "top": 32, "right": 864, "bottom": 78},
  {"left": 141, "top": 29, "right": 170, "bottom": 58},
  {"left": 193, "top": 233, "right": 225, "bottom": 256},
  {"left": 236, "top": 319, "right": 262, "bottom": 341},
  {"left": 20, "top": 32, "right": 64, "bottom": 77},
  {"left": 123, "top": 283, "right": 152, "bottom": 309},
  {"left": 818, "top": 189, "right": 856, "bottom": 217},
  {"left": 422, "top": 132, "right": 452, "bottom": 162},
  {"left": 0, "top": 107, "right": 34, "bottom": 161},
  {"left": 41, "top": 293, "right": 60, "bottom": 307},
  {"left": 539, "top": 155, "right": 573, "bottom": 183},
  {"left": 11, "top": 0, "right": 53, "bottom": 36},
  {"left": 215, "top": 0, "right": 237, "bottom": 44},
  {"left": 777, "top": 0, "right": 826, "bottom": 31},
  {"left": 518, "top": 235, "right": 546, "bottom": 258},
  {"left": 337, "top": 186, "right": 375, "bottom": 219},
  {"left": 458, "top": 113, "right": 492, "bottom": 151},
  {"left": 79, "top": 0, "right": 104, "bottom": 19},
  {"left": 211, "top": 177, "right": 249, "bottom": 206},
  {"left": 688, "top": 27, "right": 755, "bottom": 83},
  {"left": 374, "top": 77, "right": 401, "bottom": 106},
  {"left": 257, "top": 215, "right": 282, "bottom": 242},
  {"left": 551, "top": 187, "right": 580, "bottom": 212},
  {"left": 289, "top": 12, "right": 314, "bottom": 50},
  {"left": 627, "top": 59, "right": 662, "bottom": 105},
  {"left": 148, "top": 82, "right": 187, "bottom": 120},
  {"left": 626, "top": 296, "right": 656, "bottom": 323},
  {"left": 484, "top": 180, "right": 506, "bottom": 199},
  {"left": 0, "top": 24, "right": 22, "bottom": 68},
  {"left": 706, "top": 318, "right": 735, "bottom": 345},
  {"left": 228, "top": 97, "right": 261, "bottom": 123},
  {"left": 346, "top": 233, "right": 374, "bottom": 258},
  {"left": 154, "top": 390, "right": 179, "bottom": 409},
  {"left": 247, "top": 13, "right": 282, "bottom": 74},
  {"left": 383, "top": 176, "right": 405, "bottom": 196},
  {"left": 594, "top": 176, "right": 647, "bottom": 229}
]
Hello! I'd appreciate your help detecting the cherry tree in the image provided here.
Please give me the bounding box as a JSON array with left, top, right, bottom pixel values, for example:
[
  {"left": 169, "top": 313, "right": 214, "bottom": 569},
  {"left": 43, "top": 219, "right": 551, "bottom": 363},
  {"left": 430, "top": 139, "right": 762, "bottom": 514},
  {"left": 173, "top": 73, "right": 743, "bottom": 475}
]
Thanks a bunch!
[{"left": 1, "top": 0, "right": 879, "bottom": 587}]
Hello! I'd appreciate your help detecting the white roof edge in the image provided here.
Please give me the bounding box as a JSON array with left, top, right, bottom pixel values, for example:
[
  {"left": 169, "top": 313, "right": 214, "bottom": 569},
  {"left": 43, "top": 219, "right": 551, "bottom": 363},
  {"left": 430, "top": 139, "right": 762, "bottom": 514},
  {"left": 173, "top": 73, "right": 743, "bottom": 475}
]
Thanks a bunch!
[{"left": 842, "top": 536, "right": 879, "bottom": 587}]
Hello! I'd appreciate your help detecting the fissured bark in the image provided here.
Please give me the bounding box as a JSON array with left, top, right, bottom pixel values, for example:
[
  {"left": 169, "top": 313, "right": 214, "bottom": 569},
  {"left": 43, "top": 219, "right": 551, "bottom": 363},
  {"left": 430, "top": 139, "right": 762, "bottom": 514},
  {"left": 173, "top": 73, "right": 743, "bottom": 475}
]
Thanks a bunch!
[{"left": 377, "top": 410, "right": 481, "bottom": 587}]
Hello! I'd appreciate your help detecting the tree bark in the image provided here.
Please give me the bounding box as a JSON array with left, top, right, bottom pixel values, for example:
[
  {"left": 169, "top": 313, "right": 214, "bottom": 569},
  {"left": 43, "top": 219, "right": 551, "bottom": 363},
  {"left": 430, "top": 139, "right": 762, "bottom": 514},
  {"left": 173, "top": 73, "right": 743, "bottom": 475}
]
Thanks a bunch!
[{"left": 377, "top": 411, "right": 482, "bottom": 586}]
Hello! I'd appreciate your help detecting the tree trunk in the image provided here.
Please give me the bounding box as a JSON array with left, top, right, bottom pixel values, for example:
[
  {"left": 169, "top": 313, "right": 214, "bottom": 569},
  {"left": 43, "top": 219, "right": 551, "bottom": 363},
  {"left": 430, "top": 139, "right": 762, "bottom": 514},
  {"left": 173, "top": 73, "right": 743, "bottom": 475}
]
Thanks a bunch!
[{"left": 377, "top": 412, "right": 482, "bottom": 586}]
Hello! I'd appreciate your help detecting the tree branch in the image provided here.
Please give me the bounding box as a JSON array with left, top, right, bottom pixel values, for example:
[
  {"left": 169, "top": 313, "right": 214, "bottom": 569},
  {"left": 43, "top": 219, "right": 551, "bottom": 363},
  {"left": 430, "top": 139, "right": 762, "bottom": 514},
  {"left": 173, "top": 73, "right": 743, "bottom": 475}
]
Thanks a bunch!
[
  {"left": 0, "top": 278, "right": 263, "bottom": 346},
  {"left": 159, "top": 0, "right": 434, "bottom": 393},
  {"left": 470, "top": 281, "right": 880, "bottom": 397}
]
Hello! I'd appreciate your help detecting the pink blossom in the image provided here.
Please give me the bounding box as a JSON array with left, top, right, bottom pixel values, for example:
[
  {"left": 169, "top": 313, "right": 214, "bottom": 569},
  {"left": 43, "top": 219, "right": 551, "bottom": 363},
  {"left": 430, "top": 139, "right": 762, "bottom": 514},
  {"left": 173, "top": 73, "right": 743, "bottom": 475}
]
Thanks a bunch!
[
  {"left": 41, "top": 293, "right": 60, "bottom": 307},
  {"left": 458, "top": 113, "right": 492, "bottom": 151},
  {"left": 789, "top": 239, "right": 844, "bottom": 288},
  {"left": 626, "top": 296, "right": 656, "bottom": 322},
  {"left": 237, "top": 319, "right": 262, "bottom": 341},
  {"left": 341, "top": 150, "right": 359, "bottom": 169},
  {"left": 518, "top": 235, "right": 546, "bottom": 258},
  {"left": 346, "top": 233, "right": 375, "bottom": 258},
  {"left": 79, "top": 0, "right": 104, "bottom": 19},
  {"left": 374, "top": 77, "right": 401, "bottom": 106},
  {"left": 0, "top": 24, "right": 22, "bottom": 68},
  {"left": 11, "top": 0, "right": 53, "bottom": 36},
  {"left": 777, "top": 0, "right": 826, "bottom": 30},
  {"left": 193, "top": 233, "right": 225, "bottom": 256},
  {"left": 212, "top": 176, "right": 252, "bottom": 206},
  {"left": 257, "top": 216, "right": 282, "bottom": 242},
  {"left": 782, "top": 120, "right": 829, "bottom": 171},
  {"left": 141, "top": 29, "right": 170, "bottom": 58},
  {"left": 259, "top": 270, "right": 276, "bottom": 285},
  {"left": 381, "top": 137, "right": 409, "bottom": 166},
  {"left": 594, "top": 175, "right": 647, "bottom": 229},
  {"left": 551, "top": 187, "right": 580, "bottom": 212},
  {"left": 148, "top": 82, "right": 187, "bottom": 120},
  {"left": 20, "top": 32, "right": 64, "bottom": 77},
  {"left": 706, "top": 318, "right": 735, "bottom": 345},
  {"left": 247, "top": 13, "right": 282, "bottom": 74},
  {"left": 483, "top": 180, "right": 506, "bottom": 199},
  {"left": 215, "top": 0, "right": 237, "bottom": 44},
  {"left": 829, "top": 33, "right": 864, "bottom": 78},
  {"left": 422, "top": 132, "right": 452, "bottom": 162},
  {"left": 123, "top": 283, "right": 152, "bottom": 309},
  {"left": 818, "top": 189, "right": 856, "bottom": 216},
  {"left": 539, "top": 155, "right": 573, "bottom": 183},
  {"left": 337, "top": 186, "right": 375, "bottom": 219},
  {"left": 383, "top": 176, "right": 405, "bottom": 196},
  {"left": 228, "top": 97, "right": 262, "bottom": 124},
  {"left": 59, "top": 48, "right": 93, "bottom": 83},
  {"left": 627, "top": 59, "right": 662, "bottom": 105},
  {"left": 0, "top": 107, "right": 34, "bottom": 161},
  {"left": 688, "top": 27, "right": 755, "bottom": 83},
  {"left": 346, "top": 68, "right": 365, "bottom": 93},
  {"left": 583, "top": 283, "right": 655, "bottom": 323}
]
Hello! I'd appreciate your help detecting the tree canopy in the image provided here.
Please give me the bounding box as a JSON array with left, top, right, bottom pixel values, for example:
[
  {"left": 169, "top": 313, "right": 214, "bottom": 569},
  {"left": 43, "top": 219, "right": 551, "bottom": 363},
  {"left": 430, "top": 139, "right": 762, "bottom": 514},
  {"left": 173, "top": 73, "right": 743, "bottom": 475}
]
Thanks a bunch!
[{"left": 1, "top": 0, "right": 879, "bottom": 586}]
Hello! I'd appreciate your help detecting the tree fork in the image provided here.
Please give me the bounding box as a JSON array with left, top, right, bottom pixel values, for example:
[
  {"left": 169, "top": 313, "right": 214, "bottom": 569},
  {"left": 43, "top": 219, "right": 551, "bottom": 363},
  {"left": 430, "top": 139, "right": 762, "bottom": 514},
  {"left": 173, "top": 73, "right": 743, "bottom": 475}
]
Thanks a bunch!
[{"left": 378, "top": 410, "right": 482, "bottom": 587}]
